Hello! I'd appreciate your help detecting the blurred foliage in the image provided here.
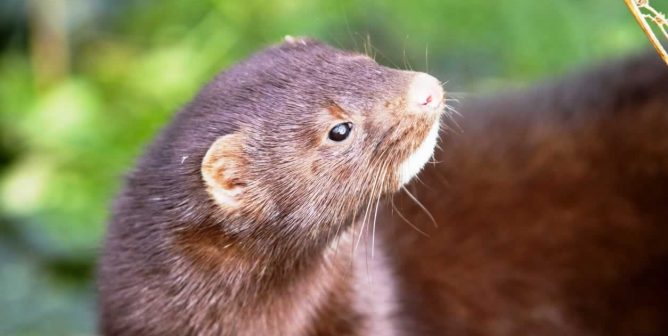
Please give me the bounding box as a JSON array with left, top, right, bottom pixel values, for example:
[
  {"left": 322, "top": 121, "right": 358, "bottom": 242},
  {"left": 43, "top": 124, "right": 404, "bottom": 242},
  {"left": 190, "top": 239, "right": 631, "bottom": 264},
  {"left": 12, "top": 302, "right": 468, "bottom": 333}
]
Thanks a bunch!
[{"left": 0, "top": 0, "right": 648, "bottom": 334}]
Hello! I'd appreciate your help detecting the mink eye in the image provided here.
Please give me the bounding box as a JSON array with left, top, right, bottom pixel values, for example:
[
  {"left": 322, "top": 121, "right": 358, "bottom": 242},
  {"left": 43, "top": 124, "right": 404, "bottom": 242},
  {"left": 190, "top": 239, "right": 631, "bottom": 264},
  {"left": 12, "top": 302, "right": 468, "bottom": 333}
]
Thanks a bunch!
[{"left": 328, "top": 122, "right": 353, "bottom": 142}]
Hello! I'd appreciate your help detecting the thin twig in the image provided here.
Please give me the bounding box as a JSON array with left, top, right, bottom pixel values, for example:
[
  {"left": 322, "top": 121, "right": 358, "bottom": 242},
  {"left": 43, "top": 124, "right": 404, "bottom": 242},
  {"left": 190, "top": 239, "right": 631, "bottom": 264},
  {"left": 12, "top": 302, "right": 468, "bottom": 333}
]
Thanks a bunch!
[{"left": 625, "top": 0, "right": 668, "bottom": 66}]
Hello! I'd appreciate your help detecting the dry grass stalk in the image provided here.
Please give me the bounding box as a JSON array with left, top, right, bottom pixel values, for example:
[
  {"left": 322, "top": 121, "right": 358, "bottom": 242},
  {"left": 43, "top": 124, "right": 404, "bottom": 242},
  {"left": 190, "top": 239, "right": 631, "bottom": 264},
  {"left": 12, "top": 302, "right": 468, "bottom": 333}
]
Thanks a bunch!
[{"left": 625, "top": 0, "right": 668, "bottom": 66}]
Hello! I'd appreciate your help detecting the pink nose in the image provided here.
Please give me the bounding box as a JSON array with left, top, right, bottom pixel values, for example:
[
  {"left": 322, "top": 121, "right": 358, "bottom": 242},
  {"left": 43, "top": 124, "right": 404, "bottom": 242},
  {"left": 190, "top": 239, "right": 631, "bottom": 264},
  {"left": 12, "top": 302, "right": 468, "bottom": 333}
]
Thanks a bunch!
[{"left": 407, "top": 73, "right": 444, "bottom": 113}]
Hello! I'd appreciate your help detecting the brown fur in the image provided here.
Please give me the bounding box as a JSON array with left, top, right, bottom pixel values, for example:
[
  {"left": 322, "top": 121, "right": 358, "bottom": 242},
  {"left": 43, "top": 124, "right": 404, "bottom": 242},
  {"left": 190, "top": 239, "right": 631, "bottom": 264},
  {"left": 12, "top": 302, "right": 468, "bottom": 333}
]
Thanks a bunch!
[
  {"left": 386, "top": 52, "right": 668, "bottom": 335},
  {"left": 98, "top": 38, "right": 438, "bottom": 336},
  {"left": 327, "top": 103, "right": 351, "bottom": 120},
  {"left": 100, "top": 37, "right": 667, "bottom": 335}
]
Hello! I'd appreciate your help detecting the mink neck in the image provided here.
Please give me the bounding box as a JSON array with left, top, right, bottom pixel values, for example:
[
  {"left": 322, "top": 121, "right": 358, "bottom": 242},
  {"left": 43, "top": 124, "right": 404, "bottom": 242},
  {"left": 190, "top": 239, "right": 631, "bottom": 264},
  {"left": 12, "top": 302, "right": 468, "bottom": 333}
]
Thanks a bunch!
[
  {"left": 240, "top": 216, "right": 352, "bottom": 268},
  {"left": 173, "top": 214, "right": 360, "bottom": 334},
  {"left": 180, "top": 211, "right": 356, "bottom": 284}
]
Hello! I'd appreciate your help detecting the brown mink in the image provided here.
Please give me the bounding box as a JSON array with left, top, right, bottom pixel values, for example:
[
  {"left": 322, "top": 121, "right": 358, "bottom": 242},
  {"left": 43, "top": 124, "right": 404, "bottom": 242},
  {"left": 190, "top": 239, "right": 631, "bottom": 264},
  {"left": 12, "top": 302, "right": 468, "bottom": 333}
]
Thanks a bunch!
[
  {"left": 100, "top": 36, "right": 668, "bottom": 335},
  {"left": 387, "top": 52, "right": 668, "bottom": 335},
  {"left": 98, "top": 37, "right": 445, "bottom": 335}
]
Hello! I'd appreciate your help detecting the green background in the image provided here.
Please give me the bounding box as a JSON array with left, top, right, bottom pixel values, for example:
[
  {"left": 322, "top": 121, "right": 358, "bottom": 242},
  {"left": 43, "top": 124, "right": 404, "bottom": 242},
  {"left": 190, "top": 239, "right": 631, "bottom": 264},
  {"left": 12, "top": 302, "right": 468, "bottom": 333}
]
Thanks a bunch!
[{"left": 0, "top": 0, "right": 653, "bottom": 334}]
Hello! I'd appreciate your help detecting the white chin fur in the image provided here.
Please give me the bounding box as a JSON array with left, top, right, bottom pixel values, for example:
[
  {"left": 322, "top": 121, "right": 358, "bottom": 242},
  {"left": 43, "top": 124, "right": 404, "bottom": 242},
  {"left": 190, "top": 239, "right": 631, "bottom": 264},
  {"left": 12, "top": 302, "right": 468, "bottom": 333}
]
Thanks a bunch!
[{"left": 398, "top": 120, "right": 440, "bottom": 186}]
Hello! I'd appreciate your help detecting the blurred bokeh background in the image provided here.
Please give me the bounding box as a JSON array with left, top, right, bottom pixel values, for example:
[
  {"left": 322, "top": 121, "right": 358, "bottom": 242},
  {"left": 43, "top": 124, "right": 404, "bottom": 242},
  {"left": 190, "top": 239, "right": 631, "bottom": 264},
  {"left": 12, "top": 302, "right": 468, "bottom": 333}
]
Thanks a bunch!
[{"left": 0, "top": 0, "right": 652, "bottom": 334}]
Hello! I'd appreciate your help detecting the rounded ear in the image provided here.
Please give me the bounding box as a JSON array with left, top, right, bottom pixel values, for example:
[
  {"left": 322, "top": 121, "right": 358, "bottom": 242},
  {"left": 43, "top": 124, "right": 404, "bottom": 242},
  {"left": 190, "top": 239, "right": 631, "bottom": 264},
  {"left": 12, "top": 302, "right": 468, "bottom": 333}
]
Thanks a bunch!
[{"left": 201, "top": 132, "right": 248, "bottom": 209}]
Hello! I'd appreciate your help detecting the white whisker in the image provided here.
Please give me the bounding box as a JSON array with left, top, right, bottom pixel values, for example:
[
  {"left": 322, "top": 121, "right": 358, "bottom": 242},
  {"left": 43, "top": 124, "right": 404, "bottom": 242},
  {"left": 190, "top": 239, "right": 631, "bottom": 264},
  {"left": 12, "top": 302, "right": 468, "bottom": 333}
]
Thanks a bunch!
[
  {"left": 402, "top": 186, "right": 438, "bottom": 228},
  {"left": 391, "top": 197, "right": 429, "bottom": 237}
]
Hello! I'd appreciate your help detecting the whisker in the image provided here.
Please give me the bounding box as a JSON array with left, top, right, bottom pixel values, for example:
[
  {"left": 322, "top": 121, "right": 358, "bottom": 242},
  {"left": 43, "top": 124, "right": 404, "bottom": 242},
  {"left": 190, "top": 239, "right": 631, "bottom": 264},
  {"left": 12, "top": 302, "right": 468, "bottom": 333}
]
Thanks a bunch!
[
  {"left": 371, "top": 164, "right": 387, "bottom": 259},
  {"left": 445, "top": 114, "right": 463, "bottom": 133},
  {"left": 402, "top": 186, "right": 438, "bottom": 228},
  {"left": 445, "top": 105, "right": 461, "bottom": 117},
  {"left": 425, "top": 43, "right": 429, "bottom": 73},
  {"left": 336, "top": 207, "right": 355, "bottom": 258},
  {"left": 354, "top": 183, "right": 374, "bottom": 253},
  {"left": 391, "top": 197, "right": 429, "bottom": 237},
  {"left": 364, "top": 36, "right": 400, "bottom": 68},
  {"left": 364, "top": 159, "right": 387, "bottom": 277},
  {"left": 371, "top": 200, "right": 380, "bottom": 258},
  {"left": 403, "top": 49, "right": 414, "bottom": 72}
]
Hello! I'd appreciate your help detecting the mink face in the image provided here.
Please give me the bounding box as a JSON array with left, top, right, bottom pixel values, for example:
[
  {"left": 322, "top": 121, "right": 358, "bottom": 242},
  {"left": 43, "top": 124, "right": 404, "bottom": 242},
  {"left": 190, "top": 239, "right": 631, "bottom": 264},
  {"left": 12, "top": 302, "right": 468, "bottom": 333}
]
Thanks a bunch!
[{"left": 190, "top": 38, "right": 445, "bottom": 243}]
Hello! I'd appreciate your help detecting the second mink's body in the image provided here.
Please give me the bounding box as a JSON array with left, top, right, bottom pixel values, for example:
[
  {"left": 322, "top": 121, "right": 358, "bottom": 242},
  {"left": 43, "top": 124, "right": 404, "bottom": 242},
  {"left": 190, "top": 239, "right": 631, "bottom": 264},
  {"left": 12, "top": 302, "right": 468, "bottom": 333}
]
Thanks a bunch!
[{"left": 387, "top": 52, "right": 668, "bottom": 335}]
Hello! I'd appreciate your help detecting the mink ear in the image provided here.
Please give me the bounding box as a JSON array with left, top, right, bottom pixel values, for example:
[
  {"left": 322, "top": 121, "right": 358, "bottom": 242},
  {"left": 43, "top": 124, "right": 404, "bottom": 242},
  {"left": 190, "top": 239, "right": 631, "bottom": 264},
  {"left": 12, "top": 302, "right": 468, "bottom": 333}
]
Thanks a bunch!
[{"left": 201, "top": 132, "right": 248, "bottom": 209}]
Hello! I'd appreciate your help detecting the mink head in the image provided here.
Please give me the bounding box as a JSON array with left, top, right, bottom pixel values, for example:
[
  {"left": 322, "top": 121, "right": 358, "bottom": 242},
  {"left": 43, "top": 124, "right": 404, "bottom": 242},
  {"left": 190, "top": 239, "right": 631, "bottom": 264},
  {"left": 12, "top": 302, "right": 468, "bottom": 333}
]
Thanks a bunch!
[{"left": 159, "top": 37, "right": 445, "bottom": 243}]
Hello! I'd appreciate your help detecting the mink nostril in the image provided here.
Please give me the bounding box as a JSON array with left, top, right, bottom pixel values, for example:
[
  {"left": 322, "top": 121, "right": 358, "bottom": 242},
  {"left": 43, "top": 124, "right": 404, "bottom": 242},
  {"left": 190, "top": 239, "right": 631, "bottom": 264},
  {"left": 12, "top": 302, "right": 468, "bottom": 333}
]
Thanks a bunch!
[
  {"left": 422, "top": 95, "right": 433, "bottom": 106},
  {"left": 408, "top": 72, "right": 444, "bottom": 113}
]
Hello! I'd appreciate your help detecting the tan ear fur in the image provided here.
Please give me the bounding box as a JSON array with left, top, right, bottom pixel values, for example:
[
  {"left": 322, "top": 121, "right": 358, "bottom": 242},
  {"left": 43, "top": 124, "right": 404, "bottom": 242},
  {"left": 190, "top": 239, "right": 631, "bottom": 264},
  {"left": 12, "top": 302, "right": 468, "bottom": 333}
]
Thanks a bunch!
[{"left": 201, "top": 132, "right": 247, "bottom": 209}]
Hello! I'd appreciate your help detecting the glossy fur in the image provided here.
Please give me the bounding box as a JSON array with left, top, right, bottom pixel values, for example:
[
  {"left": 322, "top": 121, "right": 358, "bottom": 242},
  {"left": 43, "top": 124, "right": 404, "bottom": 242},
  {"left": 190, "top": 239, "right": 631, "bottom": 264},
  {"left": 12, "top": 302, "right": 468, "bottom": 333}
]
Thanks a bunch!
[
  {"left": 99, "top": 39, "right": 440, "bottom": 335},
  {"left": 100, "top": 38, "right": 668, "bottom": 335},
  {"left": 388, "top": 52, "right": 668, "bottom": 335}
]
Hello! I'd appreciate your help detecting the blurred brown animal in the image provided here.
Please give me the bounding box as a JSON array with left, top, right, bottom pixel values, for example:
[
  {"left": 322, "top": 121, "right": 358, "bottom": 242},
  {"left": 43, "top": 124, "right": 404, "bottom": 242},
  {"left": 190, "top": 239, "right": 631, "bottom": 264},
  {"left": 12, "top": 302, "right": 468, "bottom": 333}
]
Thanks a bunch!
[{"left": 386, "top": 52, "right": 668, "bottom": 335}]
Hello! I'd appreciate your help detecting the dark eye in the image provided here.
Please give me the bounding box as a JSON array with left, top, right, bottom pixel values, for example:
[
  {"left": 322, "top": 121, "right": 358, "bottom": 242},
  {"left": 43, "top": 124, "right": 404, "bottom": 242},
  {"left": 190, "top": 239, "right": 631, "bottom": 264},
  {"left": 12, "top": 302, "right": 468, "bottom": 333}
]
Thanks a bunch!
[{"left": 328, "top": 122, "right": 353, "bottom": 142}]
